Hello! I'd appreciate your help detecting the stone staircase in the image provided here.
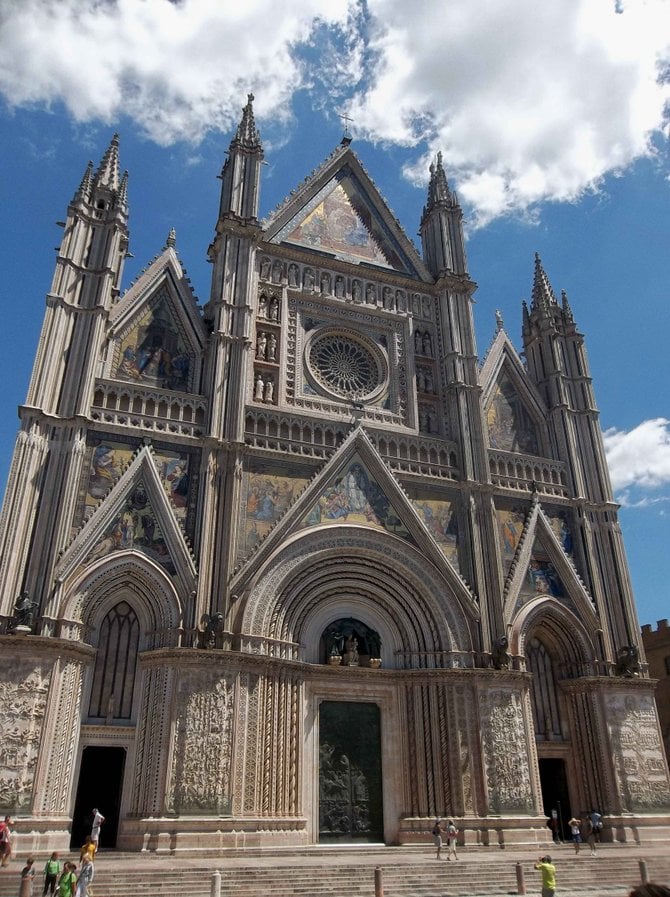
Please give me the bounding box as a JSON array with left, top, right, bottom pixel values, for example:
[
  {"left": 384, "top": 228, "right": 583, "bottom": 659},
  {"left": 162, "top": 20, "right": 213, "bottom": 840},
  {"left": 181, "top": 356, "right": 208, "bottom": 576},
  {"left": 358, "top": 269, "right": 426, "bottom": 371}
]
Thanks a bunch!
[{"left": 0, "top": 848, "right": 668, "bottom": 897}]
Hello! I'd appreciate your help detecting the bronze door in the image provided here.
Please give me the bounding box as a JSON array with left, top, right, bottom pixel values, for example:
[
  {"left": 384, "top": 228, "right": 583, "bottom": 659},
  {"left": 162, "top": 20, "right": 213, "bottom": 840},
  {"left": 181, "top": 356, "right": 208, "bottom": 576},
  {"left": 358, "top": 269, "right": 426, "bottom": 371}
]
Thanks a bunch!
[{"left": 319, "top": 701, "right": 383, "bottom": 842}]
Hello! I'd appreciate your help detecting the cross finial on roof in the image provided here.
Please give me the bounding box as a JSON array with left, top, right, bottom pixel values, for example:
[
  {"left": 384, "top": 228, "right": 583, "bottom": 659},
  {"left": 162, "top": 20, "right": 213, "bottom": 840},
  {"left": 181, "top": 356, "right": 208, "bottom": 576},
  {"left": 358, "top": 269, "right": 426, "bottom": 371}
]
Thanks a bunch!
[{"left": 337, "top": 109, "right": 354, "bottom": 144}]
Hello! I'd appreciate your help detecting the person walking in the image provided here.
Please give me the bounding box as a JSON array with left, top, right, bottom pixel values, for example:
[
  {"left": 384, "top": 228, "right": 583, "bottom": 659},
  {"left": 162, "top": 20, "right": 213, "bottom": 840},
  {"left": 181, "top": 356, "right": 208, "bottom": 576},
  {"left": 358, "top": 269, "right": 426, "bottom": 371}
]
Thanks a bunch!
[
  {"left": 568, "top": 816, "right": 582, "bottom": 854},
  {"left": 0, "top": 815, "right": 12, "bottom": 867},
  {"left": 57, "top": 863, "right": 77, "bottom": 897},
  {"left": 74, "top": 856, "right": 94, "bottom": 897},
  {"left": 535, "top": 854, "right": 557, "bottom": 897},
  {"left": 90, "top": 808, "right": 105, "bottom": 853},
  {"left": 431, "top": 818, "right": 444, "bottom": 859},
  {"left": 585, "top": 817, "right": 597, "bottom": 856},
  {"left": 19, "top": 857, "right": 35, "bottom": 897},
  {"left": 42, "top": 853, "right": 61, "bottom": 896},
  {"left": 446, "top": 819, "right": 459, "bottom": 860}
]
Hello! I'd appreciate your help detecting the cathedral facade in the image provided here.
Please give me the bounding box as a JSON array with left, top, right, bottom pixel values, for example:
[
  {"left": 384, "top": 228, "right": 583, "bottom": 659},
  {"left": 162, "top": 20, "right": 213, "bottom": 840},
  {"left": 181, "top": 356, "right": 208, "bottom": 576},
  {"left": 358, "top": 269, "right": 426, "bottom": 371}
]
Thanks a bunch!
[{"left": 1, "top": 96, "right": 669, "bottom": 853}]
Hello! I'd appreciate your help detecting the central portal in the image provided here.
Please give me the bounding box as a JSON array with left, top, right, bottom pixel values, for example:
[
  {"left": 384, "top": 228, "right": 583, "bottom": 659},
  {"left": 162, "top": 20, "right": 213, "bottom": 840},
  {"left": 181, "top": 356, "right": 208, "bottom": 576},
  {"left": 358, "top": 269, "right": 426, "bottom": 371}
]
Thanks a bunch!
[{"left": 319, "top": 700, "right": 383, "bottom": 842}]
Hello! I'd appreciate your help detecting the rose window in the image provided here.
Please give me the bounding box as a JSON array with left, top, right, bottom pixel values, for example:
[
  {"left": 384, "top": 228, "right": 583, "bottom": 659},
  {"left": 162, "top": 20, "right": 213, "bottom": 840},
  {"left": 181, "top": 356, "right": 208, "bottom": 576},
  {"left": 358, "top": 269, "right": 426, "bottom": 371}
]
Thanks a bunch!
[{"left": 308, "top": 333, "right": 382, "bottom": 399}]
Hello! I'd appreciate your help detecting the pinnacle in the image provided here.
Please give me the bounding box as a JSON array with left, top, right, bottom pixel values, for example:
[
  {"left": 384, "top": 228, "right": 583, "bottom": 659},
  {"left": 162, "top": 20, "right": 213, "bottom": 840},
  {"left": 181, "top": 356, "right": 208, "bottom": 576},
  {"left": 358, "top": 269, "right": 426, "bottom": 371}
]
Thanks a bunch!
[
  {"left": 165, "top": 227, "right": 177, "bottom": 250},
  {"left": 94, "top": 133, "right": 121, "bottom": 191},
  {"left": 425, "top": 151, "right": 453, "bottom": 212},
  {"left": 234, "top": 93, "right": 262, "bottom": 149},
  {"left": 531, "top": 252, "right": 557, "bottom": 312}
]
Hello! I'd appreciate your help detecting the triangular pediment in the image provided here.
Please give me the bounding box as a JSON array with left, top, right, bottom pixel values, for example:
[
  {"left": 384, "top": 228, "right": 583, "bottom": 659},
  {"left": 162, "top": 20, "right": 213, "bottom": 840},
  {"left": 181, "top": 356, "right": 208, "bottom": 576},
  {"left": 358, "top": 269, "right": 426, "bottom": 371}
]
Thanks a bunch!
[
  {"left": 231, "top": 427, "right": 477, "bottom": 617},
  {"left": 56, "top": 446, "right": 196, "bottom": 593},
  {"left": 480, "top": 330, "right": 549, "bottom": 456},
  {"left": 264, "top": 146, "right": 432, "bottom": 282},
  {"left": 106, "top": 247, "right": 206, "bottom": 394},
  {"left": 503, "top": 502, "right": 596, "bottom": 626}
]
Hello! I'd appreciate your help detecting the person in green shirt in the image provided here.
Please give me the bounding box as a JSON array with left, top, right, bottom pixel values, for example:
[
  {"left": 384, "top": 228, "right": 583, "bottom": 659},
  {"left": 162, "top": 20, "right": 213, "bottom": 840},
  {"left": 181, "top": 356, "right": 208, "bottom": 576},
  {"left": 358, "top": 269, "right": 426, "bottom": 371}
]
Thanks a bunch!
[
  {"left": 535, "top": 854, "right": 557, "bottom": 897},
  {"left": 57, "top": 862, "right": 77, "bottom": 897},
  {"left": 42, "top": 852, "right": 61, "bottom": 896}
]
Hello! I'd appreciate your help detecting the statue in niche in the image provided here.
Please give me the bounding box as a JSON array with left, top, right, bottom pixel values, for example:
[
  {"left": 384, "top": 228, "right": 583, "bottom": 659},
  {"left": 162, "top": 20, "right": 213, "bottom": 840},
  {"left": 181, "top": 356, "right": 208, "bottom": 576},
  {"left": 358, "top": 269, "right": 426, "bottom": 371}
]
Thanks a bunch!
[
  {"left": 383, "top": 287, "right": 394, "bottom": 310},
  {"left": 303, "top": 269, "right": 315, "bottom": 291},
  {"left": 425, "top": 370, "right": 434, "bottom": 393},
  {"left": 616, "top": 645, "right": 641, "bottom": 677},
  {"left": 491, "top": 635, "right": 511, "bottom": 670},
  {"left": 414, "top": 330, "right": 423, "bottom": 354},
  {"left": 269, "top": 296, "right": 279, "bottom": 321},
  {"left": 345, "top": 635, "right": 359, "bottom": 666},
  {"left": 396, "top": 290, "right": 406, "bottom": 312},
  {"left": 260, "top": 258, "right": 271, "bottom": 281},
  {"left": 264, "top": 377, "right": 274, "bottom": 403},
  {"left": 365, "top": 283, "right": 376, "bottom": 304},
  {"left": 12, "top": 591, "right": 38, "bottom": 630},
  {"left": 288, "top": 264, "right": 299, "bottom": 287},
  {"left": 256, "top": 332, "right": 267, "bottom": 360},
  {"left": 352, "top": 280, "right": 362, "bottom": 303},
  {"left": 271, "top": 260, "right": 283, "bottom": 283},
  {"left": 334, "top": 276, "right": 345, "bottom": 298},
  {"left": 254, "top": 372, "right": 265, "bottom": 401},
  {"left": 422, "top": 332, "right": 433, "bottom": 357},
  {"left": 320, "top": 272, "right": 331, "bottom": 295},
  {"left": 267, "top": 333, "right": 277, "bottom": 361},
  {"left": 258, "top": 293, "right": 268, "bottom": 318},
  {"left": 202, "top": 612, "right": 224, "bottom": 649},
  {"left": 412, "top": 294, "right": 421, "bottom": 316},
  {"left": 416, "top": 370, "right": 426, "bottom": 392},
  {"left": 428, "top": 410, "right": 438, "bottom": 433},
  {"left": 422, "top": 296, "right": 432, "bottom": 318}
]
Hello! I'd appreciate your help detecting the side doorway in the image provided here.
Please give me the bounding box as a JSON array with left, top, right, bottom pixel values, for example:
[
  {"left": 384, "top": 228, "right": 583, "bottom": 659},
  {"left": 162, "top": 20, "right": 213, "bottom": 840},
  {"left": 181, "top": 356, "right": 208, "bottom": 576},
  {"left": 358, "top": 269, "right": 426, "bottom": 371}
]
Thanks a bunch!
[{"left": 70, "top": 746, "right": 126, "bottom": 849}]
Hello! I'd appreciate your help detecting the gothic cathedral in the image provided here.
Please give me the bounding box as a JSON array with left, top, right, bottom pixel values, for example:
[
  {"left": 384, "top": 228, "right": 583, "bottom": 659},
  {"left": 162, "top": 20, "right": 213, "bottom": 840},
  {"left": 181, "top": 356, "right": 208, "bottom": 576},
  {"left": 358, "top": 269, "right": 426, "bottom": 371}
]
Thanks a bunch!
[{"left": 1, "top": 96, "right": 669, "bottom": 852}]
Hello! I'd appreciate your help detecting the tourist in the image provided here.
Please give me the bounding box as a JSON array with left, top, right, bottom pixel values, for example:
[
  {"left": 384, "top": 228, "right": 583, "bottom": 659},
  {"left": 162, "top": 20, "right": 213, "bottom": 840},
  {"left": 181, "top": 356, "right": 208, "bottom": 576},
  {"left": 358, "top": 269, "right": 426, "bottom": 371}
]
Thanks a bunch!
[
  {"left": 446, "top": 819, "right": 459, "bottom": 860},
  {"left": 74, "top": 856, "right": 94, "bottom": 897},
  {"left": 585, "top": 817, "right": 597, "bottom": 856},
  {"left": 79, "top": 837, "right": 95, "bottom": 864},
  {"left": 90, "top": 808, "right": 105, "bottom": 853},
  {"left": 535, "top": 854, "right": 557, "bottom": 897},
  {"left": 57, "top": 863, "right": 77, "bottom": 897},
  {"left": 20, "top": 856, "right": 35, "bottom": 897},
  {"left": 568, "top": 816, "right": 582, "bottom": 854},
  {"left": 0, "top": 814, "right": 12, "bottom": 866},
  {"left": 42, "top": 852, "right": 61, "bottom": 896},
  {"left": 431, "top": 818, "right": 444, "bottom": 859}
]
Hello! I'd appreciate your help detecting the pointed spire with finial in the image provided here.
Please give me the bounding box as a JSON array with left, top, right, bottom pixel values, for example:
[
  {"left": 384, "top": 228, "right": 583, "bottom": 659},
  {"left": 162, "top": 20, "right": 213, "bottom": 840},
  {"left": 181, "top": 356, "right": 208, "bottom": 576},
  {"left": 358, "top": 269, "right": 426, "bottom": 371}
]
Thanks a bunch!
[
  {"left": 94, "top": 133, "right": 121, "bottom": 191},
  {"left": 531, "top": 252, "right": 557, "bottom": 312},
  {"left": 420, "top": 151, "right": 467, "bottom": 277},
  {"left": 74, "top": 161, "right": 94, "bottom": 203},
  {"left": 495, "top": 309, "right": 504, "bottom": 332},
  {"left": 561, "top": 289, "right": 574, "bottom": 323},
  {"left": 234, "top": 93, "right": 261, "bottom": 149},
  {"left": 164, "top": 227, "right": 177, "bottom": 250},
  {"left": 425, "top": 151, "right": 453, "bottom": 212}
]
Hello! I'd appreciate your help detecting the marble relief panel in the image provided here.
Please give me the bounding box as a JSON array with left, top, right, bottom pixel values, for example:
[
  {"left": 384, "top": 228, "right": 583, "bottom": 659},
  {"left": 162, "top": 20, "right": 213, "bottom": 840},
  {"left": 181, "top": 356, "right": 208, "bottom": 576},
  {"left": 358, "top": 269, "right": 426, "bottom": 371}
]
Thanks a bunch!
[
  {"left": 0, "top": 658, "right": 52, "bottom": 810},
  {"left": 606, "top": 692, "right": 670, "bottom": 812},
  {"left": 480, "top": 688, "right": 534, "bottom": 813}
]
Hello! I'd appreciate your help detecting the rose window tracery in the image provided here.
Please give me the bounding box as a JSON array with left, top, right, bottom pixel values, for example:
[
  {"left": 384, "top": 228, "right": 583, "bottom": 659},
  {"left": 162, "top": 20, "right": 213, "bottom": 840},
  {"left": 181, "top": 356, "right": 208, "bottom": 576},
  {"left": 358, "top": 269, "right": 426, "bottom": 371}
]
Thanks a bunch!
[{"left": 307, "top": 331, "right": 385, "bottom": 400}]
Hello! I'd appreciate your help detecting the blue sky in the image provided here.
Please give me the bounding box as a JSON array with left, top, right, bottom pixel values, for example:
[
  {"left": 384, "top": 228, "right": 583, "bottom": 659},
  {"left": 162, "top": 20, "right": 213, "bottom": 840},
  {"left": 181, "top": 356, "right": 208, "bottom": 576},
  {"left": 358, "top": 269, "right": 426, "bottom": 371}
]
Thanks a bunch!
[{"left": 1, "top": 0, "right": 669, "bottom": 628}]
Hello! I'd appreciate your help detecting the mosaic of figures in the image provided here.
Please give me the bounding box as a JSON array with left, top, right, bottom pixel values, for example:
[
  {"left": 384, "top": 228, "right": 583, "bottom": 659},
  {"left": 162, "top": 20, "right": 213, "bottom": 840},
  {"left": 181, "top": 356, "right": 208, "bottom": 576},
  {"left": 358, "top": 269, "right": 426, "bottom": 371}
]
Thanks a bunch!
[
  {"left": 496, "top": 505, "right": 529, "bottom": 575},
  {"left": 115, "top": 295, "right": 193, "bottom": 392},
  {"left": 285, "top": 179, "right": 401, "bottom": 269},
  {"left": 83, "top": 481, "right": 177, "bottom": 575},
  {"left": 77, "top": 438, "right": 192, "bottom": 523},
  {"left": 301, "top": 456, "right": 411, "bottom": 541},
  {"left": 406, "top": 489, "right": 459, "bottom": 571},
  {"left": 487, "top": 370, "right": 540, "bottom": 454},
  {"left": 241, "top": 465, "right": 313, "bottom": 556}
]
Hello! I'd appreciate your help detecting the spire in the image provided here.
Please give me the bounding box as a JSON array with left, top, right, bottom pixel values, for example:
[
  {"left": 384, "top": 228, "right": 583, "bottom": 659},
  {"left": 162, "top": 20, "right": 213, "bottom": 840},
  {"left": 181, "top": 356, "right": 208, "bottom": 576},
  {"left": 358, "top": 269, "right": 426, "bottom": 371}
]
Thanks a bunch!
[
  {"left": 118, "top": 170, "right": 129, "bottom": 211},
  {"left": 233, "top": 93, "right": 261, "bottom": 149},
  {"left": 419, "top": 151, "right": 467, "bottom": 277},
  {"left": 495, "top": 309, "right": 504, "bottom": 332},
  {"left": 561, "top": 289, "right": 574, "bottom": 323},
  {"left": 425, "top": 151, "right": 453, "bottom": 212},
  {"left": 164, "top": 227, "right": 177, "bottom": 250},
  {"left": 94, "top": 133, "right": 121, "bottom": 191},
  {"left": 530, "top": 252, "right": 557, "bottom": 312},
  {"left": 73, "top": 161, "right": 94, "bottom": 203}
]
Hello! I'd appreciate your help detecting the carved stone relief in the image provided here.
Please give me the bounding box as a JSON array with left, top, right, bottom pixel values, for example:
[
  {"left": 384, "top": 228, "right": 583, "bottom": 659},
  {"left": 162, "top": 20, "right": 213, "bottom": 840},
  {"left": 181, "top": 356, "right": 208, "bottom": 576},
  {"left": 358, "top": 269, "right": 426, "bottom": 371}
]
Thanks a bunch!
[
  {"left": 166, "top": 669, "right": 236, "bottom": 814},
  {"left": 0, "top": 657, "right": 52, "bottom": 810},
  {"left": 605, "top": 692, "right": 670, "bottom": 812},
  {"left": 480, "top": 688, "right": 534, "bottom": 813}
]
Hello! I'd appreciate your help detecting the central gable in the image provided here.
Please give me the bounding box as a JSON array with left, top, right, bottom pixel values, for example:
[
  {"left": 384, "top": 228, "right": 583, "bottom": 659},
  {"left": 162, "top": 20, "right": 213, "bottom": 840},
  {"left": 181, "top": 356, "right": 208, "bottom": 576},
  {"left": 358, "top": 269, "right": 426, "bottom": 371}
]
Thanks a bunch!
[
  {"left": 264, "top": 147, "right": 433, "bottom": 282},
  {"left": 281, "top": 174, "right": 401, "bottom": 269}
]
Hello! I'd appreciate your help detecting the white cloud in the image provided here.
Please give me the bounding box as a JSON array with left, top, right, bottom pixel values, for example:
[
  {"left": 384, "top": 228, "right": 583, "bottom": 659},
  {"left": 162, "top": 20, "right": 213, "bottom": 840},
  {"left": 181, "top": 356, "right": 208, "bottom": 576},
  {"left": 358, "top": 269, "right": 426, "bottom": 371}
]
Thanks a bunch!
[
  {"left": 603, "top": 418, "right": 670, "bottom": 493},
  {"left": 0, "top": 0, "right": 668, "bottom": 222}
]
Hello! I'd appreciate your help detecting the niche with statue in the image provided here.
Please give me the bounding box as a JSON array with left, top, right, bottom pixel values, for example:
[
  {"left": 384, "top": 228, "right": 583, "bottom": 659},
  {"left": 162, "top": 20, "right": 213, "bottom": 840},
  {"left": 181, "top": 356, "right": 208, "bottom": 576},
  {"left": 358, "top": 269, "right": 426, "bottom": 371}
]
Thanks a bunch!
[{"left": 321, "top": 618, "right": 382, "bottom": 668}]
